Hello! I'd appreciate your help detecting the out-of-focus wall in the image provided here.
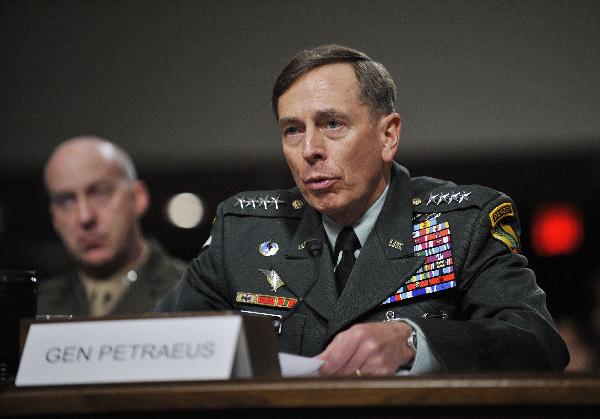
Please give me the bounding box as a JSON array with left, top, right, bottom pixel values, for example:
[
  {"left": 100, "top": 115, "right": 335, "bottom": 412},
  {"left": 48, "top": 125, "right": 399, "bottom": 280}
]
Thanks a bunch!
[{"left": 1, "top": 0, "right": 599, "bottom": 174}]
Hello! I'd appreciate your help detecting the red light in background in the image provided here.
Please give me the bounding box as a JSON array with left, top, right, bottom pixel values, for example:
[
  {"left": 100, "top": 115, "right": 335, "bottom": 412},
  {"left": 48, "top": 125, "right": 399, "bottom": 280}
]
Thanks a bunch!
[{"left": 531, "top": 203, "right": 584, "bottom": 257}]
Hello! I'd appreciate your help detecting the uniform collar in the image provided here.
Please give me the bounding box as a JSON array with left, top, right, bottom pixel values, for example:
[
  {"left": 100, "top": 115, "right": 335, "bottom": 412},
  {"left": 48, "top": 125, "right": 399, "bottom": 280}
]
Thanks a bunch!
[
  {"left": 321, "top": 183, "right": 390, "bottom": 252},
  {"left": 374, "top": 162, "right": 416, "bottom": 259}
]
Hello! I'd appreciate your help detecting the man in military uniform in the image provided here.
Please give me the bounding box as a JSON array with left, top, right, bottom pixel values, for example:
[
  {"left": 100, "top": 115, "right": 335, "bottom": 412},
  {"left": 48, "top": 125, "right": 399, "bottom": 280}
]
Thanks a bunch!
[
  {"left": 157, "top": 45, "right": 568, "bottom": 375},
  {"left": 40, "top": 136, "right": 186, "bottom": 317}
]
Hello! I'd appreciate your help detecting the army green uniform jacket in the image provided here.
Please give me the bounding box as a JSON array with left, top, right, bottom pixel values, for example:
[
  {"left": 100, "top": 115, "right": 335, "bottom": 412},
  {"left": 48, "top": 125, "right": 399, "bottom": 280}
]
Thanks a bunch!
[
  {"left": 38, "top": 240, "right": 187, "bottom": 316},
  {"left": 157, "top": 163, "right": 568, "bottom": 372}
]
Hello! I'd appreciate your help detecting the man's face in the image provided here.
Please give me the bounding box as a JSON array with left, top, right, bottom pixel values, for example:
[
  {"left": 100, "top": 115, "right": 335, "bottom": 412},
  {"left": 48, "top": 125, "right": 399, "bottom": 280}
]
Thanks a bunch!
[
  {"left": 45, "top": 143, "right": 146, "bottom": 275},
  {"left": 277, "top": 63, "right": 400, "bottom": 225}
]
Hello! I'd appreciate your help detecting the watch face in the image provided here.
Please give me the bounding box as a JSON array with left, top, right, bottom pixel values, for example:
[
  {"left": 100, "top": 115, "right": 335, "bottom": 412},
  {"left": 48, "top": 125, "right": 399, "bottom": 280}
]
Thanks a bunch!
[{"left": 407, "top": 329, "right": 417, "bottom": 352}]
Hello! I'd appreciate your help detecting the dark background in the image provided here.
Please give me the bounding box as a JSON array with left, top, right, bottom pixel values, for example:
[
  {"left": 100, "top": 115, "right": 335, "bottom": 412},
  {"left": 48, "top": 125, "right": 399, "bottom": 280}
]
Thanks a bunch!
[{"left": 1, "top": 0, "right": 599, "bottom": 322}]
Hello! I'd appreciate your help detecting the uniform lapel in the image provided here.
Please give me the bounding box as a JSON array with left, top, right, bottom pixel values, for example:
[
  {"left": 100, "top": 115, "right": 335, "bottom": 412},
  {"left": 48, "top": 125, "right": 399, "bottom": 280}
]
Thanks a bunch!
[
  {"left": 274, "top": 205, "right": 338, "bottom": 321},
  {"left": 69, "top": 273, "right": 91, "bottom": 316},
  {"left": 328, "top": 164, "right": 425, "bottom": 336}
]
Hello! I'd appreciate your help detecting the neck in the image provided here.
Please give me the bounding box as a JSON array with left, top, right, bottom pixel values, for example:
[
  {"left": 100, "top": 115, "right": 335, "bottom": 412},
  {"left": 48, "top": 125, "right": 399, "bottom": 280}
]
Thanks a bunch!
[
  {"left": 330, "top": 170, "right": 390, "bottom": 226},
  {"left": 81, "top": 232, "right": 148, "bottom": 280}
]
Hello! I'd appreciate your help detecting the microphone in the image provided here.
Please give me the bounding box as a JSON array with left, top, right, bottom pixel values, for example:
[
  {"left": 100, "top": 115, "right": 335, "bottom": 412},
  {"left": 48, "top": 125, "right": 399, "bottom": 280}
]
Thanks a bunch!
[
  {"left": 274, "top": 238, "right": 322, "bottom": 332},
  {"left": 304, "top": 238, "right": 323, "bottom": 258}
]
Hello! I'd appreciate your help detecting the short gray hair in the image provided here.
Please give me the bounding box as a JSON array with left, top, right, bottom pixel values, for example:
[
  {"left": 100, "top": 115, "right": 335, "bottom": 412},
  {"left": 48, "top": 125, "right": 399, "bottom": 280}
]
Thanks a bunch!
[{"left": 272, "top": 44, "right": 397, "bottom": 119}]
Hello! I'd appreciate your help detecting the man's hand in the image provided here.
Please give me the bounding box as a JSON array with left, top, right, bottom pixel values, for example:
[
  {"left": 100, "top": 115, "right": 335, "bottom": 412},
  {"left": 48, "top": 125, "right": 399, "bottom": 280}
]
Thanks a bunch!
[{"left": 316, "top": 321, "right": 416, "bottom": 376}]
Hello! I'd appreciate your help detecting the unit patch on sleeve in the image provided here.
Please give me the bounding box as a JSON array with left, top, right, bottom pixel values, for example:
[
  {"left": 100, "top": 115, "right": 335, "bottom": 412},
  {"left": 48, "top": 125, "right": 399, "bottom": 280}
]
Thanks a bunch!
[
  {"left": 489, "top": 202, "right": 514, "bottom": 226},
  {"left": 489, "top": 202, "right": 520, "bottom": 254},
  {"left": 383, "top": 217, "right": 457, "bottom": 305}
]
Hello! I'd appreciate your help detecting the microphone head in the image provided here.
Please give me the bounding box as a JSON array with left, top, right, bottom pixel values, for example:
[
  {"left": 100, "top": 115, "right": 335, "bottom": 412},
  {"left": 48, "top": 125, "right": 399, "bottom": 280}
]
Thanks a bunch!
[{"left": 305, "top": 238, "right": 323, "bottom": 257}]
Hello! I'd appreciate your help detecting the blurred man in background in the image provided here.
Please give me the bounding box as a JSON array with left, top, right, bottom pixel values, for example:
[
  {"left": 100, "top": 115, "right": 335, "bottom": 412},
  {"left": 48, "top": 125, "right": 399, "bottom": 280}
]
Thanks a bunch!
[{"left": 39, "top": 136, "right": 186, "bottom": 317}]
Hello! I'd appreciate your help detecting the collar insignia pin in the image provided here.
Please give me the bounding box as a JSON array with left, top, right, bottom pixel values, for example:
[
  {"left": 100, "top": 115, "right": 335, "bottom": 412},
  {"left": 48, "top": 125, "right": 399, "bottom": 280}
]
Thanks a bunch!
[{"left": 388, "top": 239, "right": 403, "bottom": 250}]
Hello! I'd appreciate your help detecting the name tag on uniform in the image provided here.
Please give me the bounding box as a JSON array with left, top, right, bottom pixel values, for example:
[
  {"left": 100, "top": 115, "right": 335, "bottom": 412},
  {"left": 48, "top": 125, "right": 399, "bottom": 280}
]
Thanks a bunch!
[{"left": 15, "top": 314, "right": 279, "bottom": 386}]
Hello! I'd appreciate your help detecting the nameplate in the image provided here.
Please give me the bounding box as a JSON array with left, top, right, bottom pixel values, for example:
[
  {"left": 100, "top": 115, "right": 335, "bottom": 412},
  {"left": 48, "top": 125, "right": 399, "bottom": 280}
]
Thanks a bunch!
[{"left": 15, "top": 315, "right": 257, "bottom": 386}]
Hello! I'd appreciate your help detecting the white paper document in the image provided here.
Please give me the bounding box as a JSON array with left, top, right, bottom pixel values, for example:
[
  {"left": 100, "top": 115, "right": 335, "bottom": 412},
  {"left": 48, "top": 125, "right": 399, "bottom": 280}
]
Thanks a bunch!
[{"left": 278, "top": 352, "right": 323, "bottom": 377}]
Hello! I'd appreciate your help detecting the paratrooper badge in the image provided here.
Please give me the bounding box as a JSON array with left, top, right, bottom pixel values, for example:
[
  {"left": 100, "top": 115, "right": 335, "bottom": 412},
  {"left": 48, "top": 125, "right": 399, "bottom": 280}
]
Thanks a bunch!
[{"left": 258, "top": 268, "right": 284, "bottom": 292}]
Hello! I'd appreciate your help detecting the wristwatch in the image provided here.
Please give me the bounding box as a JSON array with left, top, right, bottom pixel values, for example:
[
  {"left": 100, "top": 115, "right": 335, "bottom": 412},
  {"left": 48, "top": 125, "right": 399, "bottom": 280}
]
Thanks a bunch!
[
  {"left": 406, "top": 327, "right": 418, "bottom": 353},
  {"left": 384, "top": 310, "right": 418, "bottom": 353}
]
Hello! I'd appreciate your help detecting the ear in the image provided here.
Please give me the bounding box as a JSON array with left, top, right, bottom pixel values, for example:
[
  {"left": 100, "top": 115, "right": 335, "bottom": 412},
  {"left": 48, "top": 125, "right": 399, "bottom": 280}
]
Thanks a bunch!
[
  {"left": 132, "top": 180, "right": 150, "bottom": 217},
  {"left": 380, "top": 112, "right": 401, "bottom": 163}
]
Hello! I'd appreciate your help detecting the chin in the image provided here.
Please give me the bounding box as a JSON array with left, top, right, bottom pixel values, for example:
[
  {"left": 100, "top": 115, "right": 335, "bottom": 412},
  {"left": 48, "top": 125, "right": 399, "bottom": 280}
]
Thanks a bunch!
[
  {"left": 311, "top": 201, "right": 346, "bottom": 220},
  {"left": 80, "top": 251, "right": 115, "bottom": 269}
]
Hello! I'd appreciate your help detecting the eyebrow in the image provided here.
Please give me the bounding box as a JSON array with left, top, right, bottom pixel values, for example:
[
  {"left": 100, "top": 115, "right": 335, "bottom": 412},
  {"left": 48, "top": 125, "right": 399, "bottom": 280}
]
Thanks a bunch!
[
  {"left": 314, "top": 108, "right": 346, "bottom": 121},
  {"left": 278, "top": 108, "right": 347, "bottom": 130},
  {"left": 278, "top": 117, "right": 300, "bottom": 130},
  {"left": 50, "top": 191, "right": 75, "bottom": 203}
]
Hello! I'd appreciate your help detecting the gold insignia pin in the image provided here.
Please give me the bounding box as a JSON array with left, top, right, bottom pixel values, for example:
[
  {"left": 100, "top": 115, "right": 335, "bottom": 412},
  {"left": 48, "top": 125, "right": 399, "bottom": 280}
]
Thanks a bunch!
[
  {"left": 258, "top": 269, "right": 284, "bottom": 292},
  {"left": 292, "top": 200, "right": 304, "bottom": 209},
  {"left": 412, "top": 197, "right": 422, "bottom": 206},
  {"left": 298, "top": 242, "right": 306, "bottom": 250}
]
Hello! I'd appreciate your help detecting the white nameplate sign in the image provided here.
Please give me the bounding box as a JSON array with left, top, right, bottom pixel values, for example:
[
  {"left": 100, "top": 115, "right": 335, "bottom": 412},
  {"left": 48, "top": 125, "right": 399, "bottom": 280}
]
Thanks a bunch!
[{"left": 15, "top": 315, "right": 252, "bottom": 386}]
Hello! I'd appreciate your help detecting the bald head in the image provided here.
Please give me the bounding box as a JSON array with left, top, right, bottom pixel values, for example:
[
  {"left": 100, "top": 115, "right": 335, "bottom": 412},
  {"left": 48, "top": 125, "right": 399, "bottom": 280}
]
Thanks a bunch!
[
  {"left": 44, "top": 136, "right": 137, "bottom": 191},
  {"left": 44, "top": 136, "right": 149, "bottom": 278}
]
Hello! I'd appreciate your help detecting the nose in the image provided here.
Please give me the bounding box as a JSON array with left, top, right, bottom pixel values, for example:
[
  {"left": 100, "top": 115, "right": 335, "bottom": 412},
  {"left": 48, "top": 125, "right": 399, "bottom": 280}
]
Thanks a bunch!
[
  {"left": 76, "top": 197, "right": 96, "bottom": 227},
  {"left": 302, "top": 126, "right": 326, "bottom": 164}
]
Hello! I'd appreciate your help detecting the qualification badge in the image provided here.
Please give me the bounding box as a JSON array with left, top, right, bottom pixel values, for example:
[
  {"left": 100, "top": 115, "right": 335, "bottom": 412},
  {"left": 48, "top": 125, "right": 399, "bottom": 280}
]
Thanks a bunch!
[
  {"left": 258, "top": 269, "right": 284, "bottom": 292},
  {"left": 259, "top": 240, "right": 279, "bottom": 256}
]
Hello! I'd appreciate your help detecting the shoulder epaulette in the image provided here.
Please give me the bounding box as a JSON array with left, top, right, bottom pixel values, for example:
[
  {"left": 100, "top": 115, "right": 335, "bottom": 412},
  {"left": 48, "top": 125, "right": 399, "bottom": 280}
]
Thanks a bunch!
[{"left": 223, "top": 188, "right": 306, "bottom": 218}]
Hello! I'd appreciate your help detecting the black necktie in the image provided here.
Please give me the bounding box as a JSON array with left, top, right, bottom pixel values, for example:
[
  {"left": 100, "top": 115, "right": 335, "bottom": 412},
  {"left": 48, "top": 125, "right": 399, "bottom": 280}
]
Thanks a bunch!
[{"left": 334, "top": 227, "right": 361, "bottom": 295}]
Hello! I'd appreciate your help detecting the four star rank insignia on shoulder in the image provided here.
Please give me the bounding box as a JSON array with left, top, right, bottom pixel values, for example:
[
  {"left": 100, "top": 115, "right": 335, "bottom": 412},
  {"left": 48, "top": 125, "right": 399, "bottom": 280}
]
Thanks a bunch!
[
  {"left": 234, "top": 195, "right": 284, "bottom": 210},
  {"left": 426, "top": 191, "right": 471, "bottom": 206}
]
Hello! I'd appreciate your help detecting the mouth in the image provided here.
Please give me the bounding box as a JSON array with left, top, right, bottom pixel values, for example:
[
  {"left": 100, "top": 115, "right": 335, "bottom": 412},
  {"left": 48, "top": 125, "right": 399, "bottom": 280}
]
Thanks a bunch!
[
  {"left": 304, "top": 175, "right": 339, "bottom": 192},
  {"left": 79, "top": 234, "right": 105, "bottom": 251}
]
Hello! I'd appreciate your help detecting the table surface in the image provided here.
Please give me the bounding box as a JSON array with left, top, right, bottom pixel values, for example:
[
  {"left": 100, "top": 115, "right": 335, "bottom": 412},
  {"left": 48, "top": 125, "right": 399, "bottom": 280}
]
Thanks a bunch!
[{"left": 1, "top": 373, "right": 599, "bottom": 417}]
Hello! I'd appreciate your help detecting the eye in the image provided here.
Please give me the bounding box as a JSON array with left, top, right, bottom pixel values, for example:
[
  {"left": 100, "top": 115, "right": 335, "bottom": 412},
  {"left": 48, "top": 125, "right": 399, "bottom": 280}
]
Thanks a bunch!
[
  {"left": 52, "top": 194, "right": 76, "bottom": 211},
  {"left": 282, "top": 125, "right": 304, "bottom": 139},
  {"left": 326, "top": 119, "right": 341, "bottom": 129},
  {"left": 284, "top": 126, "right": 299, "bottom": 136},
  {"left": 88, "top": 182, "right": 115, "bottom": 204}
]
